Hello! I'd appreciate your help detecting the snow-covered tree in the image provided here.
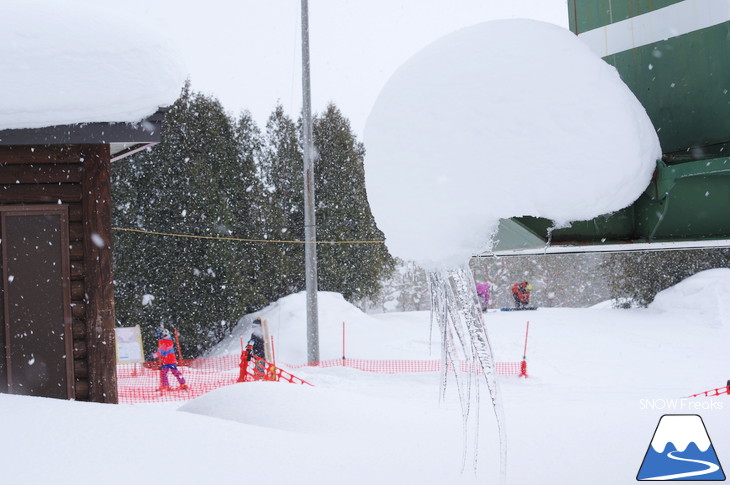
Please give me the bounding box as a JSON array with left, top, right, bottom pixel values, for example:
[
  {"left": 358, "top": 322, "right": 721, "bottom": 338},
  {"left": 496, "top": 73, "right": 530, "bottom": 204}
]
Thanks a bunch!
[
  {"left": 258, "top": 104, "right": 306, "bottom": 300},
  {"left": 112, "top": 83, "right": 262, "bottom": 354},
  {"left": 313, "top": 103, "right": 394, "bottom": 301},
  {"left": 114, "top": 92, "right": 395, "bottom": 353}
]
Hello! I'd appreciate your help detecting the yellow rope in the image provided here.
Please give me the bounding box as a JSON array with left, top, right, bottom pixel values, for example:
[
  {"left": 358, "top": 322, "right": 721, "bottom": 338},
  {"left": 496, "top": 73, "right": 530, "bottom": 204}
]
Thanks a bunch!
[{"left": 112, "top": 226, "right": 385, "bottom": 245}]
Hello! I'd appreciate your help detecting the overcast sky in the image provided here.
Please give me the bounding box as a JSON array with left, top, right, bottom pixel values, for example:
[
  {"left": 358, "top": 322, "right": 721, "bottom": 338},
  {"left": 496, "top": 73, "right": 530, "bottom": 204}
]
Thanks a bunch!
[{"left": 122, "top": 0, "right": 569, "bottom": 138}]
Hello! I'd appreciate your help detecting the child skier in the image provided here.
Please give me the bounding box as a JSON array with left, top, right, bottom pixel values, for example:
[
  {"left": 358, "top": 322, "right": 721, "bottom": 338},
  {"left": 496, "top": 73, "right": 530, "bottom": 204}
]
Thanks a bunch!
[
  {"left": 511, "top": 281, "right": 533, "bottom": 309},
  {"left": 152, "top": 328, "right": 187, "bottom": 391}
]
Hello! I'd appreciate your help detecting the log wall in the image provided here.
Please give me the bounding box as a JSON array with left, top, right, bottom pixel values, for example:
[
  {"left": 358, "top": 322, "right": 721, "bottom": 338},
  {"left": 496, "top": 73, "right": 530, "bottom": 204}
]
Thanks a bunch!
[{"left": 0, "top": 145, "right": 118, "bottom": 403}]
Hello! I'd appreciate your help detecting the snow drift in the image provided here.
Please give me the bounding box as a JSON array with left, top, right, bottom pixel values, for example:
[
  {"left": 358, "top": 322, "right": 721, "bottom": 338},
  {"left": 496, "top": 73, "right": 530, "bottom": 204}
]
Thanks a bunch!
[
  {"left": 364, "top": 19, "right": 661, "bottom": 267},
  {"left": 650, "top": 268, "right": 730, "bottom": 329}
]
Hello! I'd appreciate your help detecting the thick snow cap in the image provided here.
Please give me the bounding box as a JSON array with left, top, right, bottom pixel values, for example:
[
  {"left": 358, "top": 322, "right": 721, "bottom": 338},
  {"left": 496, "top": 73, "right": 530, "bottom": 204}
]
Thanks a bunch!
[
  {"left": 0, "top": 0, "right": 186, "bottom": 130},
  {"left": 364, "top": 19, "right": 661, "bottom": 268}
]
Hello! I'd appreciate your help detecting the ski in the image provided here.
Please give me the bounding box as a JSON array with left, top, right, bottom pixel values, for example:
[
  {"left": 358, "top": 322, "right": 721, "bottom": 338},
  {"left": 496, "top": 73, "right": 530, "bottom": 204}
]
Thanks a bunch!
[
  {"left": 157, "top": 385, "right": 189, "bottom": 392},
  {"left": 500, "top": 307, "right": 537, "bottom": 311}
]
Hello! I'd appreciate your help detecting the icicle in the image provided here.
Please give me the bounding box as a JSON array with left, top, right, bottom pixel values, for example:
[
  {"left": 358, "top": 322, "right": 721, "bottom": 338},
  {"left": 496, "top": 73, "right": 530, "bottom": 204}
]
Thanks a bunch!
[{"left": 429, "top": 264, "right": 507, "bottom": 484}]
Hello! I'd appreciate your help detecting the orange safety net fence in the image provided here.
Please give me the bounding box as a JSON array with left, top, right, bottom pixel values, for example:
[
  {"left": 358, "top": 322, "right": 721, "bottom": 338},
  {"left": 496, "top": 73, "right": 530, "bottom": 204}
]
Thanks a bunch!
[
  {"left": 117, "top": 354, "right": 241, "bottom": 404},
  {"left": 117, "top": 354, "right": 526, "bottom": 404},
  {"left": 239, "top": 354, "right": 313, "bottom": 386},
  {"left": 687, "top": 385, "right": 729, "bottom": 398},
  {"left": 286, "top": 358, "right": 524, "bottom": 376}
]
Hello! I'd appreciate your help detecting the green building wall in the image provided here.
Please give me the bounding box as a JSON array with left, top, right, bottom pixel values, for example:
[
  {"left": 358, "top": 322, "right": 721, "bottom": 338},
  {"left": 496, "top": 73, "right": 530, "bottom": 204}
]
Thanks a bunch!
[{"left": 499, "top": 0, "right": 730, "bottom": 250}]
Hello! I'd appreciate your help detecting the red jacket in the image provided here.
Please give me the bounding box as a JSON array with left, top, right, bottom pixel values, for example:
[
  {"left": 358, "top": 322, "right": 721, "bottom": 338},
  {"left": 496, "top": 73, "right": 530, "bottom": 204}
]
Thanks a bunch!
[
  {"left": 157, "top": 338, "right": 177, "bottom": 365},
  {"left": 511, "top": 282, "right": 530, "bottom": 304}
]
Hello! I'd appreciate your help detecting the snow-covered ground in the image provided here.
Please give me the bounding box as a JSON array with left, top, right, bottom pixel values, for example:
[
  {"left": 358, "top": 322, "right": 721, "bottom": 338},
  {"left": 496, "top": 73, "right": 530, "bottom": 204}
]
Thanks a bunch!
[{"left": 1, "top": 270, "right": 728, "bottom": 484}]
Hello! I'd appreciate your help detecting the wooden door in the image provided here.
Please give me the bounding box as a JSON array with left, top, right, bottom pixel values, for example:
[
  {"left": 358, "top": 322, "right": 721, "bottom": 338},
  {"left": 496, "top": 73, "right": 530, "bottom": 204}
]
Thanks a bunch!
[{"left": 0, "top": 206, "right": 73, "bottom": 399}]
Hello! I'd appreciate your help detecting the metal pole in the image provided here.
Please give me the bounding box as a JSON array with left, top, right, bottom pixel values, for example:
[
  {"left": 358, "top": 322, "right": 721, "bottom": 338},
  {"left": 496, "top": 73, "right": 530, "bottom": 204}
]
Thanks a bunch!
[{"left": 301, "top": 0, "right": 320, "bottom": 364}]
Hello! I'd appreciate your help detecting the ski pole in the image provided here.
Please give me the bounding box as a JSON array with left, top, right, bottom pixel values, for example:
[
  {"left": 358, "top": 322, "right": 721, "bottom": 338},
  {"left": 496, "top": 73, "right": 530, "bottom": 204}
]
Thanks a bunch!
[
  {"left": 271, "top": 336, "right": 276, "bottom": 366},
  {"left": 174, "top": 327, "right": 183, "bottom": 364}
]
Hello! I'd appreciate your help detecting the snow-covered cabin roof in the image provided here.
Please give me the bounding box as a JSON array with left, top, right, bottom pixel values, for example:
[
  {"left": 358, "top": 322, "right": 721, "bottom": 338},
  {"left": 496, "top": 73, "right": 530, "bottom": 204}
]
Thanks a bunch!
[{"left": 0, "top": 0, "right": 185, "bottom": 159}]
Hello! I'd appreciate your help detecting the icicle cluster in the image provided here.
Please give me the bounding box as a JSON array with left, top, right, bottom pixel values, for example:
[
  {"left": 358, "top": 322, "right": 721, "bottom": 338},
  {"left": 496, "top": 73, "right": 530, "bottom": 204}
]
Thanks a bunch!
[{"left": 429, "top": 264, "right": 506, "bottom": 483}]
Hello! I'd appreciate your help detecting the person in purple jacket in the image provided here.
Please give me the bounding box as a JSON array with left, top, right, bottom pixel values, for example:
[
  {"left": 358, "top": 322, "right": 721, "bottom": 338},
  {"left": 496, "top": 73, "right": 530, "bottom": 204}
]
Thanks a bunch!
[{"left": 476, "top": 282, "right": 490, "bottom": 311}]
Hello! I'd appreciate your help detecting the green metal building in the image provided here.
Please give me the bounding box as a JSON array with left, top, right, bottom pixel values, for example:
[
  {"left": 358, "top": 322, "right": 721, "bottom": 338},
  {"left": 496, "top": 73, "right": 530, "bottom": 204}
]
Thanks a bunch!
[{"left": 489, "top": 0, "right": 730, "bottom": 255}]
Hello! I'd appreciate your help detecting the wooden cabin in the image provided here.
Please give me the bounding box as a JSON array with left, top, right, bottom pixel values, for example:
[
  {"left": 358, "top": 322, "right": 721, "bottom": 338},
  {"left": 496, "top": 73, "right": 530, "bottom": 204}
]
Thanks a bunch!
[{"left": 0, "top": 111, "right": 165, "bottom": 403}]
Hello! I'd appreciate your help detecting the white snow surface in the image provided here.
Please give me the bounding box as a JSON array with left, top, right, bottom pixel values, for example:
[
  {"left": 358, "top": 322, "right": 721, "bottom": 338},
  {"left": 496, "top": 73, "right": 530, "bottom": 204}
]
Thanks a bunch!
[
  {"left": 0, "top": 0, "right": 186, "bottom": 130},
  {"left": 1, "top": 271, "right": 728, "bottom": 484},
  {"left": 650, "top": 268, "right": 730, "bottom": 328},
  {"left": 364, "top": 19, "right": 661, "bottom": 268}
]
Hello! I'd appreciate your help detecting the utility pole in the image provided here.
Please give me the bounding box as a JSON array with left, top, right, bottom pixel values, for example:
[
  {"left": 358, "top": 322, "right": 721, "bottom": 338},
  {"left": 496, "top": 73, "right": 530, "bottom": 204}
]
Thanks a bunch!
[{"left": 301, "top": 0, "right": 319, "bottom": 364}]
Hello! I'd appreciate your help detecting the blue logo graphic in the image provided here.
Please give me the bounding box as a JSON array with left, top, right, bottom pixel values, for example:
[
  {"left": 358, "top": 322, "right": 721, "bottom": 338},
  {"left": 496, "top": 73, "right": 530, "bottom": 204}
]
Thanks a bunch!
[{"left": 637, "top": 414, "right": 725, "bottom": 481}]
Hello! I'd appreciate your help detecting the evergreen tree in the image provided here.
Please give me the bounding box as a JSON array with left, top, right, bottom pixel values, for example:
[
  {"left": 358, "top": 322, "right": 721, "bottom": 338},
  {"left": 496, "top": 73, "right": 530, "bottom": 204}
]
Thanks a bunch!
[
  {"left": 313, "top": 103, "right": 395, "bottom": 301},
  {"left": 259, "top": 104, "right": 307, "bottom": 300},
  {"left": 113, "top": 92, "right": 396, "bottom": 353},
  {"left": 112, "top": 83, "right": 261, "bottom": 354},
  {"left": 601, "top": 248, "right": 730, "bottom": 306}
]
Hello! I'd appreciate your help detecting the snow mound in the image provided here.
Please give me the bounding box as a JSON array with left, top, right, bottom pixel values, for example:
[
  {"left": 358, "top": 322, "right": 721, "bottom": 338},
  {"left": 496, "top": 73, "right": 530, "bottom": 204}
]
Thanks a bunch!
[
  {"left": 650, "top": 268, "right": 730, "bottom": 328},
  {"left": 208, "top": 291, "right": 435, "bottom": 362},
  {"left": 208, "top": 291, "right": 372, "bottom": 359},
  {"left": 0, "top": 0, "right": 185, "bottom": 130},
  {"left": 365, "top": 19, "right": 661, "bottom": 268},
  {"left": 179, "top": 381, "right": 391, "bottom": 435}
]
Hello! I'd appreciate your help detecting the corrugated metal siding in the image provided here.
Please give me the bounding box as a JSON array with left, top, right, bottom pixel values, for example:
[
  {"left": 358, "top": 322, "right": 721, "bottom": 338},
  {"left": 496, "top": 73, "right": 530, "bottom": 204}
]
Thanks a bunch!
[
  {"left": 606, "top": 23, "right": 730, "bottom": 153},
  {"left": 569, "top": 0, "right": 685, "bottom": 34}
]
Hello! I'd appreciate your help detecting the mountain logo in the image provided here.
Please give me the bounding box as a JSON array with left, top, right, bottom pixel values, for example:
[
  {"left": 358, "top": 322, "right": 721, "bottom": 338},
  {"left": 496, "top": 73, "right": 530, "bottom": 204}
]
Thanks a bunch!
[{"left": 637, "top": 414, "right": 725, "bottom": 481}]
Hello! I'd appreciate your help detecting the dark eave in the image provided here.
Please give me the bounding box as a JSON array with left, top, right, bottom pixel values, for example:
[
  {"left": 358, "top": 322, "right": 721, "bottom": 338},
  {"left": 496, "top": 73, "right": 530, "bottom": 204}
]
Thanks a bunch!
[{"left": 0, "top": 108, "right": 166, "bottom": 161}]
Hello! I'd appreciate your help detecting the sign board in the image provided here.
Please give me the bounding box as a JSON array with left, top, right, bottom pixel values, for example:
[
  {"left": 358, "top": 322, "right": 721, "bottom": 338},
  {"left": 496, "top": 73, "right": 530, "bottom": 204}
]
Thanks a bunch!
[{"left": 115, "top": 326, "right": 145, "bottom": 364}]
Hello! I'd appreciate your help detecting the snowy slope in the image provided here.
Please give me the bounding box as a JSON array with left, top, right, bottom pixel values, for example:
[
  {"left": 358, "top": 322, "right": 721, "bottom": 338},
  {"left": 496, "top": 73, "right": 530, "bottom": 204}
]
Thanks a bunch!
[{"left": 1, "top": 271, "right": 728, "bottom": 484}]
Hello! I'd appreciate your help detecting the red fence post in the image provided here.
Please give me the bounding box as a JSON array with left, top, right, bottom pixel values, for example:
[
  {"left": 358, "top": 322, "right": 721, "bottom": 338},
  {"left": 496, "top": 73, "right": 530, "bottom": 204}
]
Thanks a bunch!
[
  {"left": 519, "top": 321, "right": 530, "bottom": 378},
  {"left": 237, "top": 350, "right": 250, "bottom": 383},
  {"left": 342, "top": 321, "right": 346, "bottom": 362}
]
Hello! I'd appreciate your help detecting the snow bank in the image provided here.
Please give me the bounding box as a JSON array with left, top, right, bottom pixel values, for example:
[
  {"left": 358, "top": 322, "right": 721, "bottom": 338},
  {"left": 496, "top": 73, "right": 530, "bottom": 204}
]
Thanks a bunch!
[
  {"left": 0, "top": 0, "right": 185, "bottom": 130},
  {"left": 179, "top": 380, "right": 402, "bottom": 435},
  {"left": 364, "top": 19, "right": 661, "bottom": 268},
  {"left": 650, "top": 268, "right": 730, "bottom": 328},
  {"left": 207, "top": 291, "right": 437, "bottom": 362}
]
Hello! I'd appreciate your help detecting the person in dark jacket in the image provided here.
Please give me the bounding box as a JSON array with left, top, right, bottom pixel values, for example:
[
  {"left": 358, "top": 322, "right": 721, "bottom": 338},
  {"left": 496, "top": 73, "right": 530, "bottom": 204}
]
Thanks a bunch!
[
  {"left": 244, "top": 317, "right": 270, "bottom": 379},
  {"left": 246, "top": 317, "right": 266, "bottom": 361}
]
